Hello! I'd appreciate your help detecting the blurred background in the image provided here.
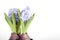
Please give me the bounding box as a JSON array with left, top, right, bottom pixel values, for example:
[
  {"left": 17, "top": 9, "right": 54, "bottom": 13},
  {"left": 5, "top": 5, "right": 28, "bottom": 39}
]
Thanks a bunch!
[{"left": 0, "top": 0, "right": 60, "bottom": 40}]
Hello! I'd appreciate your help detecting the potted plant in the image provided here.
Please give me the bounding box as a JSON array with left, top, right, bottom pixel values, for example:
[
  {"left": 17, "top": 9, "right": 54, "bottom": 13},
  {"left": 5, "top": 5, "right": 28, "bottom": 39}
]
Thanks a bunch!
[{"left": 4, "top": 6, "right": 35, "bottom": 40}]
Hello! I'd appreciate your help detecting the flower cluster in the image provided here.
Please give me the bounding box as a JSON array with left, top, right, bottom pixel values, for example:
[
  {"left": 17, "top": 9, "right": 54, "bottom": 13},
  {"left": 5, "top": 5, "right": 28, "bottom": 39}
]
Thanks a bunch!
[
  {"left": 21, "top": 6, "right": 32, "bottom": 21},
  {"left": 8, "top": 6, "right": 32, "bottom": 24},
  {"left": 4, "top": 6, "right": 35, "bottom": 34},
  {"left": 8, "top": 8, "right": 19, "bottom": 22}
]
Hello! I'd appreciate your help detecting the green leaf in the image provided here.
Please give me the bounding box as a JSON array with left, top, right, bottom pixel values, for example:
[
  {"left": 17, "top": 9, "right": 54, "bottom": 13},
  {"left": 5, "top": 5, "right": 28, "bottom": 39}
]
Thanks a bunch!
[
  {"left": 12, "top": 12, "right": 16, "bottom": 33},
  {"left": 24, "top": 14, "right": 35, "bottom": 33},
  {"left": 20, "top": 19, "right": 25, "bottom": 34},
  {"left": 17, "top": 9, "right": 21, "bottom": 34},
  {"left": 17, "top": 9, "right": 21, "bottom": 18},
  {"left": 17, "top": 9, "right": 21, "bottom": 22},
  {"left": 4, "top": 13, "right": 15, "bottom": 32},
  {"left": 16, "top": 21, "right": 21, "bottom": 34}
]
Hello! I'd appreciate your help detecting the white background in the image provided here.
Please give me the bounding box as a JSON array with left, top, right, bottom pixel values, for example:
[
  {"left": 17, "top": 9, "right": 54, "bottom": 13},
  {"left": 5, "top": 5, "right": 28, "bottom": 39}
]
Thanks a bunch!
[{"left": 0, "top": 0, "right": 60, "bottom": 40}]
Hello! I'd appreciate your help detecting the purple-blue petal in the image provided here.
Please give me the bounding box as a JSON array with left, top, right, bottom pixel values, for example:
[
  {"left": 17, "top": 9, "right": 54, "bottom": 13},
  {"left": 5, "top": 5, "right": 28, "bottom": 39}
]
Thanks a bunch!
[
  {"left": 8, "top": 8, "right": 19, "bottom": 22},
  {"left": 21, "top": 6, "right": 32, "bottom": 21}
]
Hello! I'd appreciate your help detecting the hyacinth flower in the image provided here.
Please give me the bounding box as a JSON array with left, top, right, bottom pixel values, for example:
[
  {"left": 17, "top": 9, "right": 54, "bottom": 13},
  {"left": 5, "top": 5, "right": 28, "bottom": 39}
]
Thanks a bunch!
[
  {"left": 4, "top": 7, "right": 35, "bottom": 40},
  {"left": 20, "top": 7, "right": 35, "bottom": 33},
  {"left": 19, "top": 7, "right": 35, "bottom": 40},
  {"left": 4, "top": 8, "right": 21, "bottom": 40}
]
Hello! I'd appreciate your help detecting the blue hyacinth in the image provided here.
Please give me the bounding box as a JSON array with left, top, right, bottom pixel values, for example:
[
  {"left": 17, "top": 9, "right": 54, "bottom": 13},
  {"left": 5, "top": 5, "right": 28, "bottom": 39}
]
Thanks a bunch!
[
  {"left": 8, "top": 8, "right": 19, "bottom": 22},
  {"left": 21, "top": 6, "right": 32, "bottom": 22},
  {"left": 8, "top": 7, "right": 32, "bottom": 24},
  {"left": 4, "top": 6, "right": 35, "bottom": 34}
]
